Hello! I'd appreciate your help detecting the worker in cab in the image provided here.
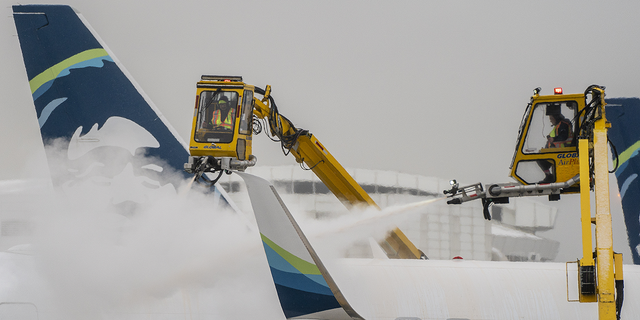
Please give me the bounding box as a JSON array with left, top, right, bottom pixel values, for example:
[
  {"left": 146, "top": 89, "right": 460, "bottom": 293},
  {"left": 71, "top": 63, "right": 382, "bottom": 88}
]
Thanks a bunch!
[
  {"left": 545, "top": 111, "right": 573, "bottom": 148},
  {"left": 210, "top": 96, "right": 235, "bottom": 130},
  {"left": 537, "top": 108, "right": 574, "bottom": 183}
]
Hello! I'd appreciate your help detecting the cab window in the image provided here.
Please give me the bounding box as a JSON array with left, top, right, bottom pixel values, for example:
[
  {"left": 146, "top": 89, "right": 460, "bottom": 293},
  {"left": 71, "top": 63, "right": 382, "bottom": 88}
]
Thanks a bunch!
[
  {"left": 238, "top": 90, "right": 254, "bottom": 135},
  {"left": 194, "top": 90, "right": 239, "bottom": 144},
  {"left": 515, "top": 159, "right": 556, "bottom": 184},
  {"left": 522, "top": 101, "right": 577, "bottom": 154}
]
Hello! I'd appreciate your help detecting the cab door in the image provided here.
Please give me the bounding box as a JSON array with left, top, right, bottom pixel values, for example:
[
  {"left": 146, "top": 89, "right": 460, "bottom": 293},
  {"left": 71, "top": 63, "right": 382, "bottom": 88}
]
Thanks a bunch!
[
  {"left": 510, "top": 94, "right": 583, "bottom": 190},
  {"left": 235, "top": 89, "right": 255, "bottom": 160},
  {"left": 189, "top": 83, "right": 255, "bottom": 160}
]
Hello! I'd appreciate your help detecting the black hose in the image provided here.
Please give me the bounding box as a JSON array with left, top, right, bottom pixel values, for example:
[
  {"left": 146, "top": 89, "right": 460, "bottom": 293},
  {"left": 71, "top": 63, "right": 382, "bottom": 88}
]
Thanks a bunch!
[
  {"left": 616, "top": 279, "right": 624, "bottom": 320},
  {"left": 481, "top": 198, "right": 492, "bottom": 220},
  {"left": 609, "top": 137, "right": 619, "bottom": 173},
  {"left": 254, "top": 86, "right": 307, "bottom": 156}
]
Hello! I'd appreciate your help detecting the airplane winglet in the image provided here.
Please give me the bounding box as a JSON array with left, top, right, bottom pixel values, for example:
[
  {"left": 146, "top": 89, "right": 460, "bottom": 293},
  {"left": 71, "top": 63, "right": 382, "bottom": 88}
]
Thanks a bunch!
[{"left": 236, "top": 172, "right": 363, "bottom": 320}]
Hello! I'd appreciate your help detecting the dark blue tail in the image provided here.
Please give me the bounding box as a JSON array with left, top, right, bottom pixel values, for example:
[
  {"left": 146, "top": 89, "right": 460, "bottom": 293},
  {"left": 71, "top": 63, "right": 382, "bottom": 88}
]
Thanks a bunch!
[
  {"left": 606, "top": 98, "right": 640, "bottom": 264},
  {"left": 12, "top": 5, "right": 231, "bottom": 210}
]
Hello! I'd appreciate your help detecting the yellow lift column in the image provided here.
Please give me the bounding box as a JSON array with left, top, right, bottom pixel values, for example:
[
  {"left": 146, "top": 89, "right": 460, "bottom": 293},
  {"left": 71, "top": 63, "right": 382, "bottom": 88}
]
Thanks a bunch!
[
  {"left": 593, "top": 95, "right": 616, "bottom": 320},
  {"left": 577, "top": 87, "right": 619, "bottom": 320},
  {"left": 578, "top": 138, "right": 596, "bottom": 303}
]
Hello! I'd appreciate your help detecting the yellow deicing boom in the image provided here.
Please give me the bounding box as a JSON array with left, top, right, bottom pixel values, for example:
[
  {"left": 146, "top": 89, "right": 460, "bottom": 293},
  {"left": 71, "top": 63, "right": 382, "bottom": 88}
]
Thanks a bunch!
[
  {"left": 592, "top": 88, "right": 617, "bottom": 320},
  {"left": 186, "top": 78, "right": 421, "bottom": 259},
  {"left": 251, "top": 87, "right": 378, "bottom": 208},
  {"left": 443, "top": 85, "right": 624, "bottom": 319},
  {"left": 251, "top": 88, "right": 420, "bottom": 258}
]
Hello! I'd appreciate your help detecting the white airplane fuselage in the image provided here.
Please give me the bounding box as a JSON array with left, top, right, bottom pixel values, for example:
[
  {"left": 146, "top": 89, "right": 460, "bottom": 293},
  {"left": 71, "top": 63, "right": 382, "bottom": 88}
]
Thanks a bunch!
[
  {"left": 3, "top": 245, "right": 639, "bottom": 320},
  {"left": 329, "top": 258, "right": 640, "bottom": 320}
]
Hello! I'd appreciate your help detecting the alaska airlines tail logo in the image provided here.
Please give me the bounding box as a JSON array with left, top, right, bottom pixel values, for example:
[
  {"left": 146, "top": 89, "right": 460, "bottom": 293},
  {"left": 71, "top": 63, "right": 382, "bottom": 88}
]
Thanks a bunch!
[{"left": 13, "top": 5, "right": 229, "bottom": 213}]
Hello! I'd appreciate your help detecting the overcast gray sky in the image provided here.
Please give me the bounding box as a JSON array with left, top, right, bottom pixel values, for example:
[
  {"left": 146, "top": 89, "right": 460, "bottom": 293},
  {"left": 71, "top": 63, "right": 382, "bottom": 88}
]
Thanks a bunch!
[{"left": 1, "top": 0, "right": 638, "bottom": 261}]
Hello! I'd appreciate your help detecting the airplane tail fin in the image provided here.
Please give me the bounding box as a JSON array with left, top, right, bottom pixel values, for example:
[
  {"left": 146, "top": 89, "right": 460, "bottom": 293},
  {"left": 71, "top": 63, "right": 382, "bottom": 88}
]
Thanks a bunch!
[
  {"left": 606, "top": 98, "right": 640, "bottom": 264},
  {"left": 12, "top": 5, "right": 233, "bottom": 207},
  {"left": 236, "top": 172, "right": 363, "bottom": 320}
]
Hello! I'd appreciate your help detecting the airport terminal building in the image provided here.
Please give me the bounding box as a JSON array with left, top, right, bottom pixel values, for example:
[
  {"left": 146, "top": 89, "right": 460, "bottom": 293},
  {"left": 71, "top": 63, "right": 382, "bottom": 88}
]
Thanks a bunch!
[{"left": 219, "top": 166, "right": 560, "bottom": 262}]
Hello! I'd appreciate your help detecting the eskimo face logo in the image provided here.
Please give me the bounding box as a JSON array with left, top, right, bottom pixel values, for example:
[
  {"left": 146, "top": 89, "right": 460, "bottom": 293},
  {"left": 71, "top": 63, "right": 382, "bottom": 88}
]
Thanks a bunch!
[
  {"left": 25, "top": 46, "right": 190, "bottom": 216},
  {"left": 59, "top": 117, "right": 177, "bottom": 215}
]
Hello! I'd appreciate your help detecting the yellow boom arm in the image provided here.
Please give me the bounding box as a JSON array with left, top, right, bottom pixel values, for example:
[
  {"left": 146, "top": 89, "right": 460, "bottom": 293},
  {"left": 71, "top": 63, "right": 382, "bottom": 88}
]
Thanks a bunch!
[
  {"left": 253, "top": 86, "right": 422, "bottom": 259},
  {"left": 252, "top": 86, "right": 377, "bottom": 209},
  {"left": 185, "top": 78, "right": 422, "bottom": 259}
]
